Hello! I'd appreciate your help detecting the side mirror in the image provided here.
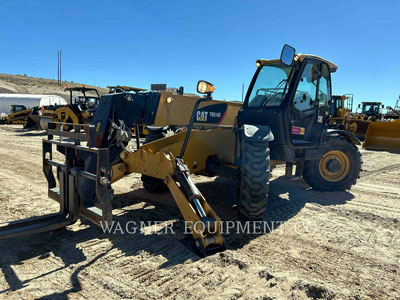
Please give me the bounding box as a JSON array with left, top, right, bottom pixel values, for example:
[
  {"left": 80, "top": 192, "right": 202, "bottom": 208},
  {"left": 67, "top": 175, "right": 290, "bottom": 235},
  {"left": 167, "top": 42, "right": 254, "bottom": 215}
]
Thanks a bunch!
[
  {"left": 358, "top": 104, "right": 361, "bottom": 108},
  {"left": 280, "top": 44, "right": 296, "bottom": 66},
  {"left": 382, "top": 104, "right": 384, "bottom": 108}
]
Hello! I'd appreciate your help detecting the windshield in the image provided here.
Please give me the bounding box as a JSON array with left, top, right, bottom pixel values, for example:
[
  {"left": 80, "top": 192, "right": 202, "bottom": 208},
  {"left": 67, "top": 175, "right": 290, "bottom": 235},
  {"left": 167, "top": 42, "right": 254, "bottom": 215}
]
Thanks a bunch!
[
  {"left": 363, "top": 104, "right": 380, "bottom": 114},
  {"left": 247, "top": 62, "right": 293, "bottom": 107}
]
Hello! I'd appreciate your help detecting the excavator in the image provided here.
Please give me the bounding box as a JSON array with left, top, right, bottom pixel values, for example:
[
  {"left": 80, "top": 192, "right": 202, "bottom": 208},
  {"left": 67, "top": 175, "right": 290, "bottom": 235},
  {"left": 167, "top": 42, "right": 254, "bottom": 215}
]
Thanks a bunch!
[{"left": 0, "top": 45, "right": 363, "bottom": 256}]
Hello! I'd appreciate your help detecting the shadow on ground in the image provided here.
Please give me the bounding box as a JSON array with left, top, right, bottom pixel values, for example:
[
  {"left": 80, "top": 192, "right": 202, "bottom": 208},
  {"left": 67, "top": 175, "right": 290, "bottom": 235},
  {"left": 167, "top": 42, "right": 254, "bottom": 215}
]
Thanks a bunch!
[{"left": 0, "top": 175, "right": 354, "bottom": 299}]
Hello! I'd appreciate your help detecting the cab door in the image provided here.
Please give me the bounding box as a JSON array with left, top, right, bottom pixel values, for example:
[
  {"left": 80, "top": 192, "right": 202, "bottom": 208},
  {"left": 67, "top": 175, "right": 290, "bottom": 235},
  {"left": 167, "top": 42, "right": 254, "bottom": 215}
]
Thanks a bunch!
[{"left": 289, "top": 60, "right": 331, "bottom": 148}]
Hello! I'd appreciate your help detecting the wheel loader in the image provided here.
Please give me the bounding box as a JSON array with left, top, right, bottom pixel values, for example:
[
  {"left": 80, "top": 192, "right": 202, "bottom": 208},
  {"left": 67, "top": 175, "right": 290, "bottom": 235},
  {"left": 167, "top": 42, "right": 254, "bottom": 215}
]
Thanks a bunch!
[
  {"left": 40, "top": 86, "right": 100, "bottom": 130},
  {"left": 359, "top": 97, "right": 400, "bottom": 152},
  {"left": 0, "top": 45, "right": 362, "bottom": 256},
  {"left": 350, "top": 101, "right": 386, "bottom": 138},
  {"left": 329, "top": 94, "right": 357, "bottom": 134}
]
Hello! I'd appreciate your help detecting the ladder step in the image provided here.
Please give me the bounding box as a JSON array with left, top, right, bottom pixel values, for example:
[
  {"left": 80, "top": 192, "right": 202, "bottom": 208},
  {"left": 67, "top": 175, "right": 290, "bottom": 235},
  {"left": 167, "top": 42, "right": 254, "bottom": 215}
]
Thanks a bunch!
[{"left": 48, "top": 188, "right": 60, "bottom": 202}]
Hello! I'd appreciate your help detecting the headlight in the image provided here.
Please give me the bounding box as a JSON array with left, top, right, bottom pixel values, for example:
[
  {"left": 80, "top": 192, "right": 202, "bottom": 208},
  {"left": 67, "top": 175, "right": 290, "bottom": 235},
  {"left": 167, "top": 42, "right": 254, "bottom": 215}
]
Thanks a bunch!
[{"left": 197, "top": 80, "right": 215, "bottom": 94}]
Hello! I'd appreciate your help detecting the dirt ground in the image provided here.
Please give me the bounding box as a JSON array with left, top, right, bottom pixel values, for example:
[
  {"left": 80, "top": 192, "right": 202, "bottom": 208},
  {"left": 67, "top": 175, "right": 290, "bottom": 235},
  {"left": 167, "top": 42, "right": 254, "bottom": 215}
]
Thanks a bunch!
[{"left": 0, "top": 125, "right": 399, "bottom": 300}]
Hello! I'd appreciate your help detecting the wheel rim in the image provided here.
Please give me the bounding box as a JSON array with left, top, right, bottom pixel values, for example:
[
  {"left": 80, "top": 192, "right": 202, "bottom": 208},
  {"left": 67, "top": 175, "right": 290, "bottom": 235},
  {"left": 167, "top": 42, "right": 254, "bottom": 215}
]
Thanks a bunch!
[{"left": 318, "top": 150, "right": 350, "bottom": 182}]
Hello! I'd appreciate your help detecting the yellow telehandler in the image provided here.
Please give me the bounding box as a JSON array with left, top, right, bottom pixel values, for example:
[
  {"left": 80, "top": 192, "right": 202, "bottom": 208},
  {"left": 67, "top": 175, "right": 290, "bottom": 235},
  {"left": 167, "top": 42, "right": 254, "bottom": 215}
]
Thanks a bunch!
[{"left": 0, "top": 45, "right": 362, "bottom": 256}]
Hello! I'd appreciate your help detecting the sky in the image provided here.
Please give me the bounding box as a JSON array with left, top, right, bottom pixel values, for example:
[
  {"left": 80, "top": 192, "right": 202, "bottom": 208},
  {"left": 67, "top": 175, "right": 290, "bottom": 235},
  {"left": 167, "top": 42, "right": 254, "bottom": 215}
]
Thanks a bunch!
[{"left": 0, "top": 0, "right": 399, "bottom": 109}]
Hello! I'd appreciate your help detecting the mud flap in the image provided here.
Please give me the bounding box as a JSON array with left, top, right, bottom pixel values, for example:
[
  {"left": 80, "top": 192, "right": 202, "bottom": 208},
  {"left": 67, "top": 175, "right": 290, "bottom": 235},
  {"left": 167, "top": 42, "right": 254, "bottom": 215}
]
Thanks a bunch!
[{"left": 241, "top": 124, "right": 274, "bottom": 143}]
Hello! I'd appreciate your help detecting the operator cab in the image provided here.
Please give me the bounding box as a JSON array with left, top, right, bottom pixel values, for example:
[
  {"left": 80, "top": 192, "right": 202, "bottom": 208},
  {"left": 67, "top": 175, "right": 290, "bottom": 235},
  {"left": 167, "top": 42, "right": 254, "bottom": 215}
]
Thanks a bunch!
[
  {"left": 239, "top": 44, "right": 337, "bottom": 161},
  {"left": 10, "top": 105, "right": 27, "bottom": 113},
  {"left": 359, "top": 102, "right": 384, "bottom": 117},
  {"left": 65, "top": 86, "right": 101, "bottom": 111}
]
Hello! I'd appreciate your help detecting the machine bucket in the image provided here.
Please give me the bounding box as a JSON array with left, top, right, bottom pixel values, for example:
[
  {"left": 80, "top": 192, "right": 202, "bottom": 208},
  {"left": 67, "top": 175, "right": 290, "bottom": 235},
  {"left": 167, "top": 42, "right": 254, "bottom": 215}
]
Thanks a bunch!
[{"left": 363, "top": 120, "right": 400, "bottom": 152}]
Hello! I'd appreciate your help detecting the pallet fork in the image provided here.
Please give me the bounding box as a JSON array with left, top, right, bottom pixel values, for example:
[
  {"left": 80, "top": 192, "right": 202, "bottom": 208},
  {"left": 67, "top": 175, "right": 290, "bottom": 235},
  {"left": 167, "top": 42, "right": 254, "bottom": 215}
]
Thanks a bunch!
[
  {"left": 0, "top": 123, "right": 112, "bottom": 238},
  {"left": 0, "top": 121, "right": 226, "bottom": 256}
]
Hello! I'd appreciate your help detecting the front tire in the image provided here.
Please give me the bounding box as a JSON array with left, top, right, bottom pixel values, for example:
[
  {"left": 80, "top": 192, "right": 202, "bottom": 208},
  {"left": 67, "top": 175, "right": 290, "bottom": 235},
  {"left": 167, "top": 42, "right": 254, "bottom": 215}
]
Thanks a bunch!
[
  {"left": 303, "top": 136, "right": 362, "bottom": 191},
  {"left": 238, "top": 140, "right": 270, "bottom": 220}
]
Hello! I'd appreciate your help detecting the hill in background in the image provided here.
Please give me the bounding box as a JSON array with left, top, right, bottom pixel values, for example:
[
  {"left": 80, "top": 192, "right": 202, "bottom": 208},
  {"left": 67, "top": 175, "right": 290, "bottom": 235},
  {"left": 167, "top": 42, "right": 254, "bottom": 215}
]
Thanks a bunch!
[{"left": 0, "top": 73, "right": 108, "bottom": 100}]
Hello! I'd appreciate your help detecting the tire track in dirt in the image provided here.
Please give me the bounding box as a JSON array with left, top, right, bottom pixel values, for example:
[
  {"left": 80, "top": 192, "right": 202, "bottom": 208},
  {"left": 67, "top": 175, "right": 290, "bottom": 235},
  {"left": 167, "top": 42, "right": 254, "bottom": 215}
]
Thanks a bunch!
[
  {"left": 1, "top": 126, "right": 400, "bottom": 299},
  {"left": 360, "top": 163, "right": 400, "bottom": 178}
]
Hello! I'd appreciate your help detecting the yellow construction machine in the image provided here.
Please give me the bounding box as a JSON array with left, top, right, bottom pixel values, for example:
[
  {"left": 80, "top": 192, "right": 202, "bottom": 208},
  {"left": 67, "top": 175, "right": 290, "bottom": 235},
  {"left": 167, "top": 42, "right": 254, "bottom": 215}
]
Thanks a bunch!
[
  {"left": 350, "top": 101, "right": 385, "bottom": 139},
  {"left": 363, "top": 97, "right": 400, "bottom": 152},
  {"left": 329, "top": 94, "right": 357, "bottom": 134},
  {"left": 0, "top": 45, "right": 363, "bottom": 256},
  {"left": 0, "top": 104, "right": 43, "bottom": 129},
  {"left": 363, "top": 119, "right": 400, "bottom": 151},
  {"left": 0, "top": 105, "right": 31, "bottom": 125},
  {"left": 40, "top": 86, "right": 100, "bottom": 130}
]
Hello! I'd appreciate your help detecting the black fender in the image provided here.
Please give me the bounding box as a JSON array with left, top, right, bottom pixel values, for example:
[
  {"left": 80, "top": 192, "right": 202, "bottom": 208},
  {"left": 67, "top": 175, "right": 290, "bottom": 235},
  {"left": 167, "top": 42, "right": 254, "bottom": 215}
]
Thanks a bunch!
[
  {"left": 241, "top": 124, "right": 274, "bottom": 143},
  {"left": 327, "top": 129, "right": 361, "bottom": 145}
]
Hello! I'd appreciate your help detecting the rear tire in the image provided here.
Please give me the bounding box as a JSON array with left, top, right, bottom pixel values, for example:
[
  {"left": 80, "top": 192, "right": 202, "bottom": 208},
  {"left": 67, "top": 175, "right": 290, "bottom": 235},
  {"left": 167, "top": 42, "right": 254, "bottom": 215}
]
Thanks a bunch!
[
  {"left": 238, "top": 140, "right": 270, "bottom": 220},
  {"left": 303, "top": 136, "right": 362, "bottom": 191},
  {"left": 141, "top": 126, "right": 169, "bottom": 193}
]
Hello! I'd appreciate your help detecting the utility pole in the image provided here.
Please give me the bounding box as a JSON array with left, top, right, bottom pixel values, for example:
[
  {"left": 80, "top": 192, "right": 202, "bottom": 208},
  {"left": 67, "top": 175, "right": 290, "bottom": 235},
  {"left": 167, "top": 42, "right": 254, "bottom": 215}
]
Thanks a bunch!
[
  {"left": 242, "top": 83, "right": 244, "bottom": 102},
  {"left": 57, "top": 50, "right": 62, "bottom": 86}
]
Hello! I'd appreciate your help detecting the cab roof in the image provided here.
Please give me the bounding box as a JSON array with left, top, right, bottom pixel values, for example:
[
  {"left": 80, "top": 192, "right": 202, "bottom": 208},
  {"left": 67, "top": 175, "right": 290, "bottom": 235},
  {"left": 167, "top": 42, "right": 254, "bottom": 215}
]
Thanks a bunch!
[
  {"left": 107, "top": 85, "right": 147, "bottom": 92},
  {"left": 65, "top": 87, "right": 99, "bottom": 93},
  {"left": 256, "top": 54, "right": 338, "bottom": 73}
]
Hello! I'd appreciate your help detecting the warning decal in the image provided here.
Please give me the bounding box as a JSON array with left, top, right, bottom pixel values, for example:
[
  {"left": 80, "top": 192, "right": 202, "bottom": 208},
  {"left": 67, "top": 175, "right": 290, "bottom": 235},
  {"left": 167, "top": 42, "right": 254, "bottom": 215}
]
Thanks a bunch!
[{"left": 291, "top": 126, "right": 305, "bottom": 135}]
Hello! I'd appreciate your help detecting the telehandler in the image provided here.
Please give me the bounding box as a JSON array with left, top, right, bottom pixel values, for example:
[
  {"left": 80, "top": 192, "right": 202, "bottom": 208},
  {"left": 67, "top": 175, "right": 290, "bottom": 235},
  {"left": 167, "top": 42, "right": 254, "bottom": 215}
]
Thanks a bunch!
[{"left": 0, "top": 45, "right": 362, "bottom": 256}]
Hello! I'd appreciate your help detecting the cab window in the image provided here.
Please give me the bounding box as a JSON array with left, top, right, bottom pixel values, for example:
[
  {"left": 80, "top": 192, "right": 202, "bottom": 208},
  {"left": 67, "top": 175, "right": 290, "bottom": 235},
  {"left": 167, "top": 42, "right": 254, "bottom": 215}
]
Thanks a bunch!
[
  {"left": 318, "top": 63, "right": 331, "bottom": 107},
  {"left": 293, "top": 62, "right": 318, "bottom": 111},
  {"left": 247, "top": 62, "right": 292, "bottom": 108}
]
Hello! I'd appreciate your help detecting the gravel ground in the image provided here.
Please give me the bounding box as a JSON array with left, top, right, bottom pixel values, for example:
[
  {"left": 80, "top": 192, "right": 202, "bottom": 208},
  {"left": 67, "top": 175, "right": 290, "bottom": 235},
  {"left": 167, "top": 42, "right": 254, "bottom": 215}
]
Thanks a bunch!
[{"left": 0, "top": 125, "right": 399, "bottom": 300}]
